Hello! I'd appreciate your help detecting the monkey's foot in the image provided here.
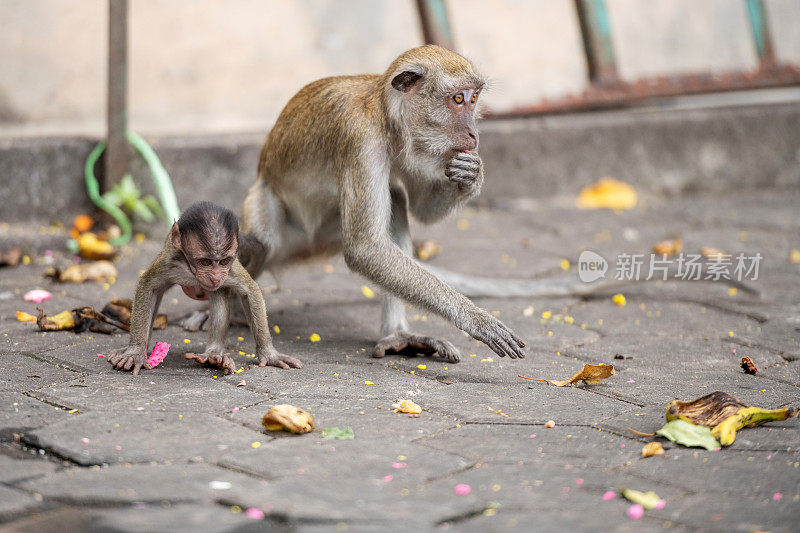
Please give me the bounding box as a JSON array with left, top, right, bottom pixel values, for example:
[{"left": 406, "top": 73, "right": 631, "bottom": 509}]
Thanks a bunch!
[
  {"left": 372, "top": 332, "right": 461, "bottom": 363},
  {"left": 184, "top": 352, "right": 236, "bottom": 373},
  {"left": 181, "top": 310, "right": 209, "bottom": 332},
  {"left": 107, "top": 346, "right": 151, "bottom": 375},
  {"left": 256, "top": 353, "right": 304, "bottom": 370}
]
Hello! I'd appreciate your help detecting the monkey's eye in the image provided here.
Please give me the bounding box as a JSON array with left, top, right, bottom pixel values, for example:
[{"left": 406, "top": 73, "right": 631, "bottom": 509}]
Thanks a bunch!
[
  {"left": 470, "top": 91, "right": 479, "bottom": 104},
  {"left": 220, "top": 257, "right": 232, "bottom": 266},
  {"left": 453, "top": 93, "right": 465, "bottom": 105},
  {"left": 198, "top": 258, "right": 213, "bottom": 267}
]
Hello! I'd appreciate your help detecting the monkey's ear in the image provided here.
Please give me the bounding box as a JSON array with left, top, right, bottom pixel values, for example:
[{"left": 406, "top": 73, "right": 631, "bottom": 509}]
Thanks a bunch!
[
  {"left": 170, "top": 222, "right": 182, "bottom": 251},
  {"left": 391, "top": 69, "right": 423, "bottom": 92}
]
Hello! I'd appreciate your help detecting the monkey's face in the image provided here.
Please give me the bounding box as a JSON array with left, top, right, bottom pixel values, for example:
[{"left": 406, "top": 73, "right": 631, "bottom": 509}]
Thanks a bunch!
[
  {"left": 182, "top": 233, "right": 237, "bottom": 292},
  {"left": 443, "top": 86, "right": 481, "bottom": 153}
]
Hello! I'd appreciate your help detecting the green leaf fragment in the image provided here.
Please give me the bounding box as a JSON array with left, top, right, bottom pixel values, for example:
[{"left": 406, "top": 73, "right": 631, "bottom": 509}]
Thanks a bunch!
[
  {"left": 656, "top": 419, "right": 719, "bottom": 451},
  {"left": 620, "top": 488, "right": 663, "bottom": 510},
  {"left": 321, "top": 427, "right": 354, "bottom": 440}
]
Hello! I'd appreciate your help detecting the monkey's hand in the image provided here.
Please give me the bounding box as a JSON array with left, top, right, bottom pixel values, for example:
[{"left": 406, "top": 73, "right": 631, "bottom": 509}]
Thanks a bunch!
[
  {"left": 107, "top": 345, "right": 151, "bottom": 375},
  {"left": 445, "top": 151, "right": 483, "bottom": 196},
  {"left": 466, "top": 310, "right": 526, "bottom": 359},
  {"left": 373, "top": 332, "right": 461, "bottom": 363},
  {"left": 256, "top": 350, "right": 303, "bottom": 370},
  {"left": 185, "top": 351, "right": 237, "bottom": 374}
]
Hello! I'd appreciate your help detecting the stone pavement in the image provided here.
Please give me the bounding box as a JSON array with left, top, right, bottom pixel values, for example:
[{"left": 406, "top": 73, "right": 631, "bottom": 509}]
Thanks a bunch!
[{"left": 0, "top": 190, "right": 798, "bottom": 532}]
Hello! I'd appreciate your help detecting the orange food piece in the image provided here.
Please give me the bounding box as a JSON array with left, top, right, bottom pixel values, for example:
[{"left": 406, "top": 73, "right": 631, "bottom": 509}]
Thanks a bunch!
[{"left": 73, "top": 214, "right": 94, "bottom": 233}]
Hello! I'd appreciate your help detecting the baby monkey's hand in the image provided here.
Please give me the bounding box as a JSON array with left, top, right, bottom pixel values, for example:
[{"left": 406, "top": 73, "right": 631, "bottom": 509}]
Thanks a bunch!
[{"left": 108, "top": 345, "right": 151, "bottom": 375}]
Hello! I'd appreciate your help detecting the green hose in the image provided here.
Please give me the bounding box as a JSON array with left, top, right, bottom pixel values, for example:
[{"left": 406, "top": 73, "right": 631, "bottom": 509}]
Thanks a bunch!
[{"left": 83, "top": 132, "right": 180, "bottom": 246}]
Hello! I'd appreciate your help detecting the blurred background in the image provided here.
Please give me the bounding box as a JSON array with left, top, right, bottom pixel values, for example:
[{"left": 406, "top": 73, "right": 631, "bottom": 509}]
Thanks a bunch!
[
  {"left": 2, "top": 0, "right": 800, "bottom": 137},
  {"left": 1, "top": 0, "right": 799, "bottom": 227}
]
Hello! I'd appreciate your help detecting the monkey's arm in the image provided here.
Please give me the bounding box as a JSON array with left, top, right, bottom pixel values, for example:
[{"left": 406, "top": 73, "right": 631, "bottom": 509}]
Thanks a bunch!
[
  {"left": 229, "top": 260, "right": 302, "bottom": 369},
  {"left": 108, "top": 262, "right": 166, "bottom": 375},
  {"left": 405, "top": 151, "right": 484, "bottom": 224},
  {"left": 340, "top": 164, "right": 524, "bottom": 359}
]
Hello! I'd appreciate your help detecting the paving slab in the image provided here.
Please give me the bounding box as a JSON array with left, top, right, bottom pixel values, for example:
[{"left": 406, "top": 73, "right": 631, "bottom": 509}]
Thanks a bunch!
[
  {"left": 18, "top": 463, "right": 270, "bottom": 505},
  {"left": 27, "top": 372, "right": 266, "bottom": 414},
  {"left": 24, "top": 412, "right": 271, "bottom": 465},
  {"left": 0, "top": 453, "right": 59, "bottom": 484},
  {"left": 0, "top": 485, "right": 43, "bottom": 522},
  {"left": 0, "top": 392, "right": 71, "bottom": 439},
  {"left": 0, "top": 353, "right": 81, "bottom": 393}
]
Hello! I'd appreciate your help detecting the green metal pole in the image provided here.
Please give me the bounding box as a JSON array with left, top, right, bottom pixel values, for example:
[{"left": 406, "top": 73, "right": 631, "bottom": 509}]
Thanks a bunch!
[
  {"left": 415, "top": 0, "right": 455, "bottom": 50},
  {"left": 745, "top": 0, "right": 777, "bottom": 69},
  {"left": 574, "top": 0, "right": 618, "bottom": 86}
]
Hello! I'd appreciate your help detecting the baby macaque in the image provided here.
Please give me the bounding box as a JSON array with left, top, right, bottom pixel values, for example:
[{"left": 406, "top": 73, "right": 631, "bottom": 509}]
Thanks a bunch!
[{"left": 107, "top": 201, "right": 301, "bottom": 375}]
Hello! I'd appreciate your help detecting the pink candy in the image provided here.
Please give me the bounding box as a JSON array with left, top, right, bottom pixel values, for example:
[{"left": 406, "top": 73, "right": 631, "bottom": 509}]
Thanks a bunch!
[
  {"left": 392, "top": 462, "right": 407, "bottom": 469},
  {"left": 382, "top": 475, "right": 393, "bottom": 482},
  {"left": 773, "top": 493, "right": 783, "bottom": 501},
  {"left": 602, "top": 491, "right": 616, "bottom": 501},
  {"left": 454, "top": 484, "right": 471, "bottom": 495},
  {"left": 24, "top": 289, "right": 51, "bottom": 303},
  {"left": 626, "top": 504, "right": 644, "bottom": 520},
  {"left": 147, "top": 342, "right": 170, "bottom": 368},
  {"left": 245, "top": 508, "right": 265, "bottom": 520}
]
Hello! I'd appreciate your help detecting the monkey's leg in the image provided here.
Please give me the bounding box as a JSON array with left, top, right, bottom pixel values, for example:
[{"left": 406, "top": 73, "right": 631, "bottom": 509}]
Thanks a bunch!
[
  {"left": 373, "top": 188, "right": 461, "bottom": 363},
  {"left": 184, "top": 290, "right": 236, "bottom": 373}
]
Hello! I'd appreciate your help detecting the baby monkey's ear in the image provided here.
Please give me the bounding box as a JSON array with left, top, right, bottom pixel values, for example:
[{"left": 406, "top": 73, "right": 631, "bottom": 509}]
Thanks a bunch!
[{"left": 170, "top": 222, "right": 182, "bottom": 251}]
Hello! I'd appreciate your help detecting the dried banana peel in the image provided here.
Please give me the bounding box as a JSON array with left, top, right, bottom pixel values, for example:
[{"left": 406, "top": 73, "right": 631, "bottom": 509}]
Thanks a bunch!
[
  {"left": 665, "top": 391, "right": 798, "bottom": 446},
  {"left": 46, "top": 260, "right": 117, "bottom": 283},
  {"left": 261, "top": 404, "right": 315, "bottom": 434},
  {"left": 76, "top": 232, "right": 117, "bottom": 261}
]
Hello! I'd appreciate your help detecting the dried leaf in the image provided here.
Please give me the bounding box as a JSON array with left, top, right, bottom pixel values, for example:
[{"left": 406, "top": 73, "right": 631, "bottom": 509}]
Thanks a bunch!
[
  {"left": 576, "top": 178, "right": 638, "bottom": 210},
  {"left": 620, "top": 488, "right": 664, "bottom": 510},
  {"left": 415, "top": 240, "right": 442, "bottom": 261},
  {"left": 641, "top": 442, "right": 664, "bottom": 457},
  {"left": 655, "top": 419, "right": 719, "bottom": 451},
  {"left": 393, "top": 399, "right": 422, "bottom": 414},
  {"left": 652, "top": 238, "right": 682, "bottom": 257},
  {"left": 518, "top": 363, "right": 615, "bottom": 387},
  {"left": 321, "top": 427, "right": 354, "bottom": 440},
  {"left": 262, "top": 404, "right": 315, "bottom": 434},
  {"left": 236, "top": 380, "right": 246, "bottom": 387},
  {"left": 740, "top": 356, "right": 757, "bottom": 375}
]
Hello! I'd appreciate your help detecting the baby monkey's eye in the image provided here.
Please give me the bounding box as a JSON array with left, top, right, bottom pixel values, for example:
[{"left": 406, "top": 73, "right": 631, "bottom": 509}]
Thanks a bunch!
[
  {"left": 470, "top": 91, "right": 479, "bottom": 104},
  {"left": 453, "top": 93, "right": 464, "bottom": 105},
  {"left": 198, "top": 258, "right": 213, "bottom": 267},
  {"left": 220, "top": 257, "right": 232, "bottom": 266}
]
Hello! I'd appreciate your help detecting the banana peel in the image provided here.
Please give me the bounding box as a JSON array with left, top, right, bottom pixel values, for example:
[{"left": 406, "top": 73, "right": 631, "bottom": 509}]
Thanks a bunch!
[
  {"left": 33, "top": 307, "right": 119, "bottom": 334},
  {"left": 261, "top": 404, "right": 315, "bottom": 434},
  {"left": 576, "top": 178, "right": 638, "bottom": 210},
  {"left": 46, "top": 260, "right": 117, "bottom": 283},
  {"left": 665, "top": 391, "right": 799, "bottom": 446},
  {"left": 101, "top": 298, "right": 166, "bottom": 331},
  {"left": 75, "top": 232, "right": 117, "bottom": 261}
]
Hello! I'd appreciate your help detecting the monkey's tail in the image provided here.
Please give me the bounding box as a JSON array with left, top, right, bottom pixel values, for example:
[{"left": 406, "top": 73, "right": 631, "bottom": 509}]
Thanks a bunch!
[{"left": 421, "top": 264, "right": 761, "bottom": 299}]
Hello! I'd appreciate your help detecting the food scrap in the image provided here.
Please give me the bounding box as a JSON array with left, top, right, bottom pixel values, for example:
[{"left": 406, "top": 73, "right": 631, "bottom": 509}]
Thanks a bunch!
[
  {"left": 75, "top": 232, "right": 118, "bottom": 261},
  {"left": 393, "top": 399, "right": 422, "bottom": 414},
  {"left": 262, "top": 404, "right": 315, "bottom": 434},
  {"left": 414, "top": 240, "right": 442, "bottom": 261},
  {"left": 30, "top": 307, "right": 117, "bottom": 334},
  {"left": 147, "top": 342, "right": 170, "bottom": 368},
  {"left": 16, "top": 311, "right": 36, "bottom": 322},
  {"left": 545, "top": 420, "right": 556, "bottom": 428},
  {"left": 361, "top": 285, "right": 375, "bottom": 298},
  {"left": 518, "top": 363, "right": 615, "bottom": 387},
  {"left": 0, "top": 247, "right": 23, "bottom": 268},
  {"left": 46, "top": 260, "right": 117, "bottom": 283},
  {"left": 576, "top": 178, "right": 638, "bottom": 210},
  {"left": 699, "top": 246, "right": 726, "bottom": 262},
  {"left": 309, "top": 333, "right": 321, "bottom": 342},
  {"left": 740, "top": 356, "right": 757, "bottom": 375},
  {"left": 321, "top": 427, "right": 355, "bottom": 440},
  {"left": 641, "top": 442, "right": 664, "bottom": 458},
  {"left": 488, "top": 406, "right": 510, "bottom": 418},
  {"left": 620, "top": 488, "right": 666, "bottom": 510},
  {"left": 612, "top": 293, "right": 626, "bottom": 307},
  {"left": 652, "top": 238, "right": 682, "bottom": 256},
  {"left": 665, "top": 391, "right": 799, "bottom": 446},
  {"left": 101, "top": 298, "right": 167, "bottom": 331}
]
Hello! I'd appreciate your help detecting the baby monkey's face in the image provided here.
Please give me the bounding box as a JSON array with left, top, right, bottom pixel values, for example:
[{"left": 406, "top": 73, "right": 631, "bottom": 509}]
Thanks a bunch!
[{"left": 182, "top": 233, "right": 237, "bottom": 292}]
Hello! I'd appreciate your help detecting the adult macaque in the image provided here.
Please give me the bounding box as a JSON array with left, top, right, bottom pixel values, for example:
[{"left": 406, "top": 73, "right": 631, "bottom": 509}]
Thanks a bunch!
[
  {"left": 108, "top": 202, "right": 301, "bottom": 375},
  {"left": 226, "top": 45, "right": 523, "bottom": 364}
]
